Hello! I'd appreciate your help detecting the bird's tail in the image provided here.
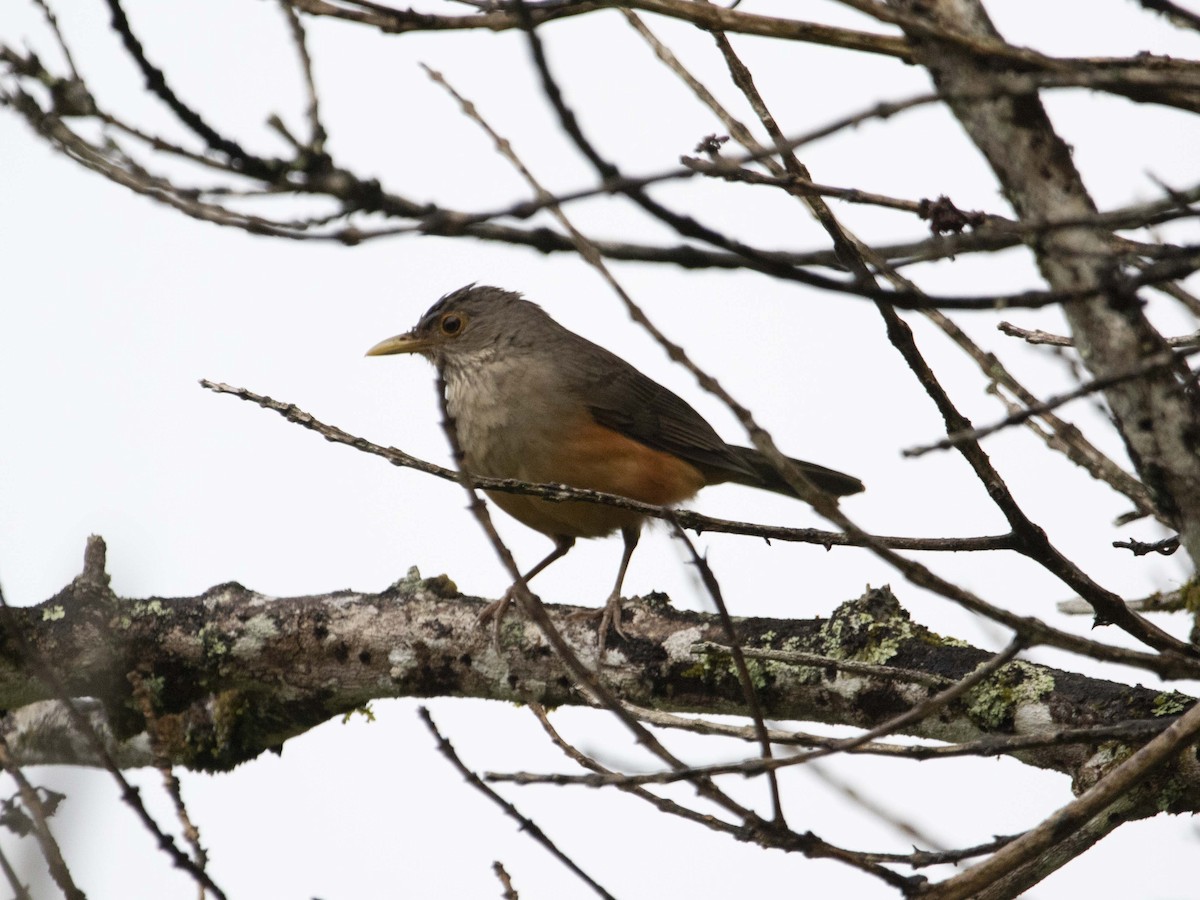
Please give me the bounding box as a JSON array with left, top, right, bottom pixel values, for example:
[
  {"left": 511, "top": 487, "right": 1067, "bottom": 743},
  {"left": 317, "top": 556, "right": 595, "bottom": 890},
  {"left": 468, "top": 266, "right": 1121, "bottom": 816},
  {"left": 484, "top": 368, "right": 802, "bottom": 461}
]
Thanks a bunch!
[{"left": 724, "top": 445, "right": 864, "bottom": 498}]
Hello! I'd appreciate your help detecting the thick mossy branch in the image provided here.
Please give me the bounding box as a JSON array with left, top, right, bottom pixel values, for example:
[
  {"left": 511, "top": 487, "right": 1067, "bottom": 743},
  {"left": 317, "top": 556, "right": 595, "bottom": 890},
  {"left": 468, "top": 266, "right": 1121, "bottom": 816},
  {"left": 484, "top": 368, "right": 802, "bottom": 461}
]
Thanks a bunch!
[{"left": 0, "top": 555, "right": 1195, "bottom": 811}]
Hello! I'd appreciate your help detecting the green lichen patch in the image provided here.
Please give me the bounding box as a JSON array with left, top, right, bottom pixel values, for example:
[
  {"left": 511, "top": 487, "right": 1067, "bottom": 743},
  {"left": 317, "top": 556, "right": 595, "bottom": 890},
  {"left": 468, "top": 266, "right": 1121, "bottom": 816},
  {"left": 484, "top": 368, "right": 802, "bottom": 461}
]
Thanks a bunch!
[
  {"left": 966, "top": 661, "right": 1055, "bottom": 732},
  {"left": 682, "top": 638, "right": 774, "bottom": 693},
  {"left": 1153, "top": 691, "right": 1191, "bottom": 717},
  {"left": 1179, "top": 577, "right": 1200, "bottom": 614},
  {"left": 129, "top": 598, "right": 167, "bottom": 618},
  {"left": 197, "top": 623, "right": 229, "bottom": 658},
  {"left": 393, "top": 566, "right": 459, "bottom": 599},
  {"left": 342, "top": 703, "right": 376, "bottom": 724},
  {"left": 819, "top": 590, "right": 916, "bottom": 666},
  {"left": 231, "top": 613, "right": 280, "bottom": 657}
]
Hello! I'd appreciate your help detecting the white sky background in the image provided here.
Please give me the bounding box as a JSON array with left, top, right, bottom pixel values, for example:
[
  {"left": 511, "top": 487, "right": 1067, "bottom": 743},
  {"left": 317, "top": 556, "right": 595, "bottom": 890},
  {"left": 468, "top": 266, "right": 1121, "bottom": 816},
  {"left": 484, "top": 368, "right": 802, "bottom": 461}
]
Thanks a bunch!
[{"left": 2, "top": 0, "right": 1200, "bottom": 897}]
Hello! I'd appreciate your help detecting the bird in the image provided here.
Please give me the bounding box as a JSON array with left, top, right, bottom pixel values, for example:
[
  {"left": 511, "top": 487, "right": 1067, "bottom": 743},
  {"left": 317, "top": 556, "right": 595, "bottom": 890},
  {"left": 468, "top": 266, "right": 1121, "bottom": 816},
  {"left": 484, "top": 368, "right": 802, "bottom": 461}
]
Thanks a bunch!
[{"left": 367, "top": 284, "right": 863, "bottom": 647}]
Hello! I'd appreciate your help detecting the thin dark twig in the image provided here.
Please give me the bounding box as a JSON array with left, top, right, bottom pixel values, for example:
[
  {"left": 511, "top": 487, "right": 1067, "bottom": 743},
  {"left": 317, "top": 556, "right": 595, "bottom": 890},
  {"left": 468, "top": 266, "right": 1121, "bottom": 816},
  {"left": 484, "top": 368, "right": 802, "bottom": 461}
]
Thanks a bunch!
[
  {"left": 871, "top": 298, "right": 1192, "bottom": 656},
  {"left": 905, "top": 346, "right": 1200, "bottom": 457},
  {"left": 1113, "top": 535, "right": 1180, "bottom": 556},
  {"left": 103, "top": 0, "right": 283, "bottom": 181},
  {"left": 0, "top": 843, "right": 32, "bottom": 900},
  {"left": 804, "top": 760, "right": 950, "bottom": 856},
  {"left": 0, "top": 734, "right": 84, "bottom": 900},
  {"left": 624, "top": 703, "right": 1175, "bottom": 762},
  {"left": 528, "top": 703, "right": 742, "bottom": 834},
  {"left": 129, "top": 672, "right": 211, "bottom": 877},
  {"left": 492, "top": 861, "right": 518, "bottom": 900},
  {"left": 30, "top": 0, "right": 80, "bottom": 80},
  {"left": 1137, "top": 0, "right": 1200, "bottom": 32},
  {"left": 492, "top": 638, "right": 1027, "bottom": 788},
  {"left": 866, "top": 833, "right": 1022, "bottom": 868},
  {"left": 204, "top": 370, "right": 1016, "bottom": 552},
  {"left": 668, "top": 515, "right": 786, "bottom": 825},
  {"left": 929, "top": 698, "right": 1200, "bottom": 898},
  {"left": 695, "top": 642, "right": 953, "bottom": 688},
  {"left": 684, "top": 156, "right": 950, "bottom": 218},
  {"left": 278, "top": 0, "right": 327, "bottom": 152},
  {"left": 998, "top": 322, "right": 1075, "bottom": 347},
  {"left": 997, "top": 321, "right": 1200, "bottom": 349},
  {"left": 417, "top": 707, "right": 615, "bottom": 900}
]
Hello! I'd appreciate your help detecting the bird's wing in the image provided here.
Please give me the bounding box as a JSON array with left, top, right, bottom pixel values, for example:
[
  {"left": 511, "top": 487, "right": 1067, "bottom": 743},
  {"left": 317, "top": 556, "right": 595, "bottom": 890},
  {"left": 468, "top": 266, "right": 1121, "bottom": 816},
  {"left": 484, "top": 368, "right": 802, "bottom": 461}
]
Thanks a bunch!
[
  {"left": 572, "top": 340, "right": 864, "bottom": 497},
  {"left": 571, "top": 343, "right": 757, "bottom": 480}
]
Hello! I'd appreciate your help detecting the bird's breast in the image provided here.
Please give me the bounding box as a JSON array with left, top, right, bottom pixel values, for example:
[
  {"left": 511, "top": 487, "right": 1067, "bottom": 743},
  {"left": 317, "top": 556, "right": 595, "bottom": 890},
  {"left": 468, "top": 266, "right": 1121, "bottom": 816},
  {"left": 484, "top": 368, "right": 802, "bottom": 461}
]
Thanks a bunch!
[
  {"left": 442, "top": 354, "right": 575, "bottom": 480},
  {"left": 440, "top": 356, "right": 706, "bottom": 539}
]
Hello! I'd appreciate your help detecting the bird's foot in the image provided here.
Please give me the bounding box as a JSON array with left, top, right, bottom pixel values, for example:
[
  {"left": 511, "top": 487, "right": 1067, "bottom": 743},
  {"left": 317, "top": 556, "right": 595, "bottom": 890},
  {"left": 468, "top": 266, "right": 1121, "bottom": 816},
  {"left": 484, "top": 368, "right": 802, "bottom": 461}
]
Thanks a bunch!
[
  {"left": 566, "top": 592, "right": 629, "bottom": 661},
  {"left": 599, "top": 591, "right": 629, "bottom": 643},
  {"left": 477, "top": 587, "right": 519, "bottom": 649}
]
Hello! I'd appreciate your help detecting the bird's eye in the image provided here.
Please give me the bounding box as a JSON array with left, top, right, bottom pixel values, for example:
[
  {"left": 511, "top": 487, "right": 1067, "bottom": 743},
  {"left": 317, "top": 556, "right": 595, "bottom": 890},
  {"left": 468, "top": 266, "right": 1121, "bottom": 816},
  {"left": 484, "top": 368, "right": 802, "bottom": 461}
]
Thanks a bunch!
[{"left": 439, "top": 313, "right": 465, "bottom": 336}]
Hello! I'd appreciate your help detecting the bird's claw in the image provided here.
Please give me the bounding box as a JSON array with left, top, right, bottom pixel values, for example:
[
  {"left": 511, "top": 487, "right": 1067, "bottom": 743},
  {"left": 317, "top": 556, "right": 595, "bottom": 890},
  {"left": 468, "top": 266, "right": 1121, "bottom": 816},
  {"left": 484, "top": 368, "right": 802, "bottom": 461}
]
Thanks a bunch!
[
  {"left": 477, "top": 587, "right": 518, "bottom": 650},
  {"left": 566, "top": 592, "right": 629, "bottom": 662}
]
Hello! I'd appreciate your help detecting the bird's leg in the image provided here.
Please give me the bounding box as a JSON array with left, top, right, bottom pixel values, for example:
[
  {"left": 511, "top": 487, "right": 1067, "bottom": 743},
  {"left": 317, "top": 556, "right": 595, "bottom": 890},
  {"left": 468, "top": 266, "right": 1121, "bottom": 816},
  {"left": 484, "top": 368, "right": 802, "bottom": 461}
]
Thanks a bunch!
[
  {"left": 599, "top": 525, "right": 640, "bottom": 644},
  {"left": 478, "top": 536, "right": 575, "bottom": 643},
  {"left": 568, "top": 525, "right": 640, "bottom": 656}
]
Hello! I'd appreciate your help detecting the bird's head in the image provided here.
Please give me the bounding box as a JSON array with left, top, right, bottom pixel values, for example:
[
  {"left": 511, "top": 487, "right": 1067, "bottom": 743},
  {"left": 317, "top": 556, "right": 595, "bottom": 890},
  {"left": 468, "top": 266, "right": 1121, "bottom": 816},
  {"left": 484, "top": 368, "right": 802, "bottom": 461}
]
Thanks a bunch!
[{"left": 366, "top": 284, "right": 552, "bottom": 367}]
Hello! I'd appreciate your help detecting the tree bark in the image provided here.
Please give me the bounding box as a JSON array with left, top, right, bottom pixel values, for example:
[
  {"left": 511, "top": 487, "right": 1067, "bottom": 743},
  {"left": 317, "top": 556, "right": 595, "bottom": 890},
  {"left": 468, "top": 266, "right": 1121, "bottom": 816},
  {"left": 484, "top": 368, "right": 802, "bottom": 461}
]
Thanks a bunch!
[{"left": 2, "top": 547, "right": 1194, "bottom": 830}]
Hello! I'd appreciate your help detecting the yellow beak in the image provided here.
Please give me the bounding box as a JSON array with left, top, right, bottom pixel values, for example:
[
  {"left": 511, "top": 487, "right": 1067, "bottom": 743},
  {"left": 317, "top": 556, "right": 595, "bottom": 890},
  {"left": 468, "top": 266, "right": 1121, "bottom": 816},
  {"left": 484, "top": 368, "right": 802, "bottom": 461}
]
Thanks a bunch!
[{"left": 365, "top": 331, "right": 434, "bottom": 357}]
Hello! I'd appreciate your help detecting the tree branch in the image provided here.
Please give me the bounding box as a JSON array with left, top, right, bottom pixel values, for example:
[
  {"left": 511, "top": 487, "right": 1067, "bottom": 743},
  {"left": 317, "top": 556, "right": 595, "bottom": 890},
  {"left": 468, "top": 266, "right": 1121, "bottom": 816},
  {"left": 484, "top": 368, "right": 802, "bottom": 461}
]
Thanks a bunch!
[{"left": 3, "top": 555, "right": 1196, "bottom": 822}]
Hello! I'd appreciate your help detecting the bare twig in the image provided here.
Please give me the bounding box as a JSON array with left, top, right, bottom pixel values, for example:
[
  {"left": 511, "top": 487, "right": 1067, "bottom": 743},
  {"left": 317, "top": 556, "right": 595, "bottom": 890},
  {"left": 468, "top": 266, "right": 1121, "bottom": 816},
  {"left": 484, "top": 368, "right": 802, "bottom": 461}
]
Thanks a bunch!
[
  {"left": 1137, "top": 0, "right": 1200, "bottom": 31},
  {"left": 1058, "top": 588, "right": 1187, "bottom": 615},
  {"left": 492, "top": 861, "right": 518, "bottom": 900},
  {"left": 0, "top": 734, "right": 84, "bottom": 900},
  {"left": 529, "top": 703, "right": 743, "bottom": 834},
  {"left": 924, "top": 698, "right": 1200, "bottom": 899},
  {"left": 103, "top": 0, "right": 284, "bottom": 181},
  {"left": 623, "top": 703, "right": 1174, "bottom": 762},
  {"left": 668, "top": 516, "right": 785, "bottom": 824},
  {"left": 129, "top": 672, "right": 211, "bottom": 879},
  {"left": 1113, "top": 535, "right": 1181, "bottom": 556},
  {"left": 0, "top": 843, "right": 32, "bottom": 900},
  {"left": 1001, "top": 321, "right": 1200, "bottom": 349},
  {"left": 804, "top": 760, "right": 950, "bottom": 856},
  {"left": 695, "top": 642, "right": 953, "bottom": 688},
  {"left": 904, "top": 346, "right": 1200, "bottom": 457},
  {"left": 278, "top": 0, "right": 326, "bottom": 152},
  {"left": 491, "top": 638, "right": 1026, "bottom": 788},
  {"left": 30, "top": 0, "right": 80, "bottom": 80},
  {"left": 417, "top": 707, "right": 615, "bottom": 900}
]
